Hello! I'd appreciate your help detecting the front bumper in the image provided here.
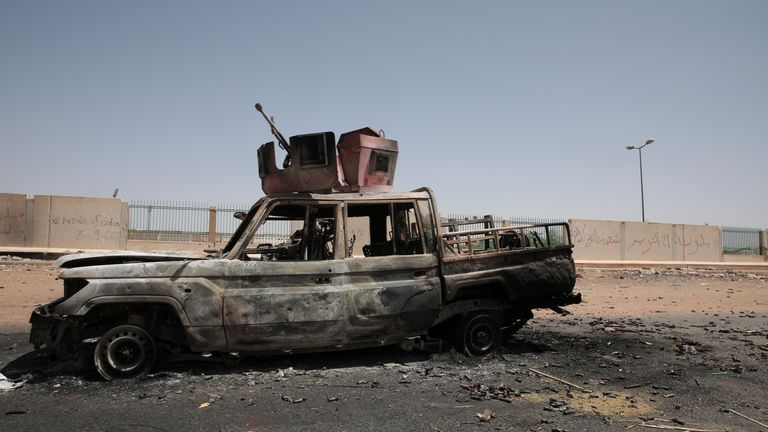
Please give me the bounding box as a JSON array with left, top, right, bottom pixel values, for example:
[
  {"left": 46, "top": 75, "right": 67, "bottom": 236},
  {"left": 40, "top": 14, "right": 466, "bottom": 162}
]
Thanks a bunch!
[{"left": 29, "top": 298, "right": 69, "bottom": 349}]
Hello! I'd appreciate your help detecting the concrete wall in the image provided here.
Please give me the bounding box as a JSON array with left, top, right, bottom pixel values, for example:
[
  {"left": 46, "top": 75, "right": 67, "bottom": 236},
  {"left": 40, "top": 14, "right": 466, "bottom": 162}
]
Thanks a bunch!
[
  {"left": 723, "top": 253, "right": 767, "bottom": 262},
  {"left": 570, "top": 219, "right": 723, "bottom": 262},
  {"left": 1, "top": 193, "right": 128, "bottom": 250},
  {"left": 0, "top": 193, "right": 27, "bottom": 246}
]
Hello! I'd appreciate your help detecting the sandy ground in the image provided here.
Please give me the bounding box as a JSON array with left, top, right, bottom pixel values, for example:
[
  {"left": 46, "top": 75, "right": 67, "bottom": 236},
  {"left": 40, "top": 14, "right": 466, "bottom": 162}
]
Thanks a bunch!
[
  {"left": 572, "top": 268, "right": 768, "bottom": 316},
  {"left": 1, "top": 262, "right": 767, "bottom": 432},
  {"left": 0, "top": 262, "right": 59, "bottom": 332}
]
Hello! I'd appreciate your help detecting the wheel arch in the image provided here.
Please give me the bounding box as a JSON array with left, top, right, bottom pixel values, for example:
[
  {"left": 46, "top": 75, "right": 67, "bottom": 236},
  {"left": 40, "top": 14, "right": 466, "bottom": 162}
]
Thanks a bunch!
[{"left": 76, "top": 296, "right": 191, "bottom": 327}]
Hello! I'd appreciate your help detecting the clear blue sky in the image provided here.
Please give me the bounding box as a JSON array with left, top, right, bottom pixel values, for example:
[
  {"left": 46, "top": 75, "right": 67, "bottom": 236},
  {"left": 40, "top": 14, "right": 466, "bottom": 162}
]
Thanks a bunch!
[{"left": 1, "top": 1, "right": 766, "bottom": 227}]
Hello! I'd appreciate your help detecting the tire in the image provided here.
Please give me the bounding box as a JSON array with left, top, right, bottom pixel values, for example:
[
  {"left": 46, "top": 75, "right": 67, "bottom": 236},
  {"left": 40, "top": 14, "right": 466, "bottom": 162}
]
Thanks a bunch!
[
  {"left": 454, "top": 313, "right": 501, "bottom": 356},
  {"left": 502, "top": 309, "right": 533, "bottom": 338},
  {"left": 94, "top": 325, "right": 157, "bottom": 380}
]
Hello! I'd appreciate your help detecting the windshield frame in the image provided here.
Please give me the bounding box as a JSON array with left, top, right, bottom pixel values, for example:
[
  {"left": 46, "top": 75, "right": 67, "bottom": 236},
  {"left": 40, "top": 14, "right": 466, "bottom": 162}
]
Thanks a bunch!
[{"left": 219, "top": 197, "right": 266, "bottom": 257}]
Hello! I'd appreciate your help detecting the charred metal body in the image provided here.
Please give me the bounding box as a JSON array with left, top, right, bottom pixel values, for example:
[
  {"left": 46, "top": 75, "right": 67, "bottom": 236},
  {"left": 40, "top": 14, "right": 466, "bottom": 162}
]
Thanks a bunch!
[
  {"left": 29, "top": 188, "right": 579, "bottom": 379},
  {"left": 30, "top": 110, "right": 578, "bottom": 379}
]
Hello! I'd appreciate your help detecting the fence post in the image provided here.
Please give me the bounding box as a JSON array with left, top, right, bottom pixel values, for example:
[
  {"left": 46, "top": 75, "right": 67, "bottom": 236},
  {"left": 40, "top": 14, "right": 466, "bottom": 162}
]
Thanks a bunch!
[
  {"left": 208, "top": 206, "right": 217, "bottom": 247},
  {"left": 760, "top": 229, "right": 767, "bottom": 258}
]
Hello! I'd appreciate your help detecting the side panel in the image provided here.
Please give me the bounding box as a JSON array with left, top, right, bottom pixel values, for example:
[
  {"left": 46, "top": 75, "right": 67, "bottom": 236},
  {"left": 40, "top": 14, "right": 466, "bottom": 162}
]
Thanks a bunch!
[
  {"left": 54, "top": 271, "right": 228, "bottom": 351},
  {"left": 342, "top": 254, "right": 442, "bottom": 343},
  {"left": 441, "top": 247, "right": 576, "bottom": 303},
  {"left": 221, "top": 260, "right": 348, "bottom": 351}
]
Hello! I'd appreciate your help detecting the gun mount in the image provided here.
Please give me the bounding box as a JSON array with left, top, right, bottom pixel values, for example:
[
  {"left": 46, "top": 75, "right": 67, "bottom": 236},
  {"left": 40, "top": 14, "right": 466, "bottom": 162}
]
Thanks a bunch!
[{"left": 255, "top": 104, "right": 398, "bottom": 195}]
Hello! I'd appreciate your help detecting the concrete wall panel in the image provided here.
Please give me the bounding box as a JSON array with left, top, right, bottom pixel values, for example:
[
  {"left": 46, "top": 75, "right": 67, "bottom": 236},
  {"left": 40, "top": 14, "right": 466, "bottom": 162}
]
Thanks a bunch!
[
  {"left": 569, "top": 218, "right": 723, "bottom": 262},
  {"left": 622, "top": 222, "right": 680, "bottom": 261},
  {"left": 681, "top": 224, "right": 722, "bottom": 262},
  {"left": 31, "top": 195, "right": 52, "bottom": 248},
  {"left": 0, "top": 193, "right": 27, "bottom": 246},
  {"left": 569, "top": 219, "right": 622, "bottom": 260},
  {"left": 45, "top": 196, "right": 126, "bottom": 249}
]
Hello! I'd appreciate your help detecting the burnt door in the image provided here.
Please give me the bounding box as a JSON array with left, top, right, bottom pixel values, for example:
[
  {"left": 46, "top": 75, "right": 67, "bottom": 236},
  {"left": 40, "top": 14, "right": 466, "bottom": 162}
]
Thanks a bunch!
[
  {"left": 222, "top": 260, "right": 348, "bottom": 351},
  {"left": 342, "top": 201, "right": 442, "bottom": 343},
  {"left": 222, "top": 203, "right": 348, "bottom": 351}
]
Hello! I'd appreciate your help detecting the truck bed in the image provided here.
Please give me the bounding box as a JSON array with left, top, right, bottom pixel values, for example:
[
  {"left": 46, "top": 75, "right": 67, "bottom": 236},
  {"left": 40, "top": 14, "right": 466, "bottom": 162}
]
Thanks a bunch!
[{"left": 439, "top": 220, "right": 577, "bottom": 307}]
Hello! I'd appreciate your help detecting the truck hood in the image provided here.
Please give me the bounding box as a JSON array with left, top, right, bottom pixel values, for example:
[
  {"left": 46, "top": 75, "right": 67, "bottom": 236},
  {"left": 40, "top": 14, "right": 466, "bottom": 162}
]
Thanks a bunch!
[{"left": 55, "top": 251, "right": 206, "bottom": 269}]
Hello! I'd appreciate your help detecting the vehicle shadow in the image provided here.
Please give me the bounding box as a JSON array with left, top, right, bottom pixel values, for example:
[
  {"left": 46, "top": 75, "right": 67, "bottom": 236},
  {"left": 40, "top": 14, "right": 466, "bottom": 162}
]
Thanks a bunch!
[
  {"left": 1, "top": 329, "right": 566, "bottom": 382},
  {"left": 1, "top": 348, "right": 99, "bottom": 382}
]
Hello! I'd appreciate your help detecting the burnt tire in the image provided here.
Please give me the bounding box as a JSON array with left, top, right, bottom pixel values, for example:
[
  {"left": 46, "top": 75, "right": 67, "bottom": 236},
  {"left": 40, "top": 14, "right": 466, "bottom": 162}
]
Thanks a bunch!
[
  {"left": 454, "top": 313, "right": 501, "bottom": 356},
  {"left": 94, "top": 325, "right": 156, "bottom": 380},
  {"left": 502, "top": 309, "right": 533, "bottom": 338}
]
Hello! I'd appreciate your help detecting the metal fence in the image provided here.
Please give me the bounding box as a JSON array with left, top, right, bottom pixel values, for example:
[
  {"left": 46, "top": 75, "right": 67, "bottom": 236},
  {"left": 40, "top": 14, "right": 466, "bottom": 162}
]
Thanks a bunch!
[
  {"left": 128, "top": 199, "right": 295, "bottom": 245},
  {"left": 129, "top": 200, "right": 253, "bottom": 243},
  {"left": 128, "top": 201, "right": 763, "bottom": 255},
  {"left": 722, "top": 226, "right": 763, "bottom": 255}
]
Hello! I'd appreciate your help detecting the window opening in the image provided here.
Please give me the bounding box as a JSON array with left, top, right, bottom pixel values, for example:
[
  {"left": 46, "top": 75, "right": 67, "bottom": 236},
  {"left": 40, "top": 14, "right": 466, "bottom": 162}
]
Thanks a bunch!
[
  {"left": 241, "top": 203, "right": 336, "bottom": 261},
  {"left": 346, "top": 202, "right": 424, "bottom": 257}
]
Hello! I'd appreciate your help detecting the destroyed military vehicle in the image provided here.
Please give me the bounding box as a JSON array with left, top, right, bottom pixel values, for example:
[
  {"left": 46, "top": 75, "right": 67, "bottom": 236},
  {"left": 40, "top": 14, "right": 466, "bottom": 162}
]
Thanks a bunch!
[{"left": 30, "top": 104, "right": 580, "bottom": 380}]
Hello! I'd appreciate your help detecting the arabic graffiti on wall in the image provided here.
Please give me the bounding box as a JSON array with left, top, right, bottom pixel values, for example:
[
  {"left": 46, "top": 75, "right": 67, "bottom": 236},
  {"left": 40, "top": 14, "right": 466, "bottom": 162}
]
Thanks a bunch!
[
  {"left": 571, "top": 222, "right": 620, "bottom": 249},
  {"left": 569, "top": 219, "right": 722, "bottom": 262},
  {"left": 625, "top": 224, "right": 721, "bottom": 259}
]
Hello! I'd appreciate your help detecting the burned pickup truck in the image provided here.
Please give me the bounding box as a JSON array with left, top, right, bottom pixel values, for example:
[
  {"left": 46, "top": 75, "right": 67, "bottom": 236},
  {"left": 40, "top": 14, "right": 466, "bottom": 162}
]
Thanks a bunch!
[{"left": 30, "top": 105, "right": 579, "bottom": 380}]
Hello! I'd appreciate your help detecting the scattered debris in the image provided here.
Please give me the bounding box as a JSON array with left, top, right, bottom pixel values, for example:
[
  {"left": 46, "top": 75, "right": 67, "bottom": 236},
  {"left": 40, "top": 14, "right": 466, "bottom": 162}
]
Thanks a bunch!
[
  {"left": 281, "top": 395, "right": 305, "bottom": 404},
  {"left": 528, "top": 368, "right": 592, "bottom": 393},
  {"left": 636, "top": 423, "right": 728, "bottom": 432},
  {"left": 0, "top": 372, "right": 25, "bottom": 391},
  {"left": 728, "top": 408, "right": 768, "bottom": 429},
  {"left": 475, "top": 409, "right": 493, "bottom": 422},
  {"left": 460, "top": 382, "right": 522, "bottom": 402}
]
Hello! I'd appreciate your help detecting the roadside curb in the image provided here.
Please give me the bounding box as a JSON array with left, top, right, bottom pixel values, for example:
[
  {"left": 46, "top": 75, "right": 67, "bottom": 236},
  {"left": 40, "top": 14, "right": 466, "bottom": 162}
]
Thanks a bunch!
[{"left": 577, "top": 260, "right": 768, "bottom": 272}]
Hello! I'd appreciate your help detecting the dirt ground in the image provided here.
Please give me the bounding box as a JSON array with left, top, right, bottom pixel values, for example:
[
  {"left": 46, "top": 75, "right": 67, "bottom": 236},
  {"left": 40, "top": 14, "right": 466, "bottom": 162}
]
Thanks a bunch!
[{"left": 1, "top": 261, "right": 767, "bottom": 432}]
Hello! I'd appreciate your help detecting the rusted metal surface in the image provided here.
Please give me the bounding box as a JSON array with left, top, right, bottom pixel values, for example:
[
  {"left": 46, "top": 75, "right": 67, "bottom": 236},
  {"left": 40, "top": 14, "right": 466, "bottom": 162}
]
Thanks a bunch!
[
  {"left": 336, "top": 127, "right": 398, "bottom": 193},
  {"left": 29, "top": 188, "right": 578, "bottom": 371},
  {"left": 257, "top": 127, "right": 398, "bottom": 195},
  {"left": 257, "top": 132, "right": 340, "bottom": 195}
]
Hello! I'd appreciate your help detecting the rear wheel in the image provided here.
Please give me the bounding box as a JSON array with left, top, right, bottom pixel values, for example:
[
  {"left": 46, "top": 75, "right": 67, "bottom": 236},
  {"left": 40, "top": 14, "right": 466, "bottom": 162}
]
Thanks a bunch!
[
  {"left": 502, "top": 309, "right": 533, "bottom": 338},
  {"left": 454, "top": 313, "right": 501, "bottom": 356},
  {"left": 94, "top": 325, "right": 156, "bottom": 380}
]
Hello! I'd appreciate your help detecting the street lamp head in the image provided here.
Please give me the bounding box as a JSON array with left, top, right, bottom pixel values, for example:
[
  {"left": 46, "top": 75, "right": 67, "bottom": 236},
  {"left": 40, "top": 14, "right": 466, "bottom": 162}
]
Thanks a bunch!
[
  {"left": 626, "top": 145, "right": 635, "bottom": 150},
  {"left": 645, "top": 138, "right": 655, "bottom": 145}
]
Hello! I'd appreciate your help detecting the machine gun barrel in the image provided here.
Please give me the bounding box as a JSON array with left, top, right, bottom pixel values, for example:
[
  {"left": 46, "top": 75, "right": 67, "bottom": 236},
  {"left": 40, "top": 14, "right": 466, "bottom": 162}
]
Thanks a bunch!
[{"left": 255, "top": 103, "right": 291, "bottom": 154}]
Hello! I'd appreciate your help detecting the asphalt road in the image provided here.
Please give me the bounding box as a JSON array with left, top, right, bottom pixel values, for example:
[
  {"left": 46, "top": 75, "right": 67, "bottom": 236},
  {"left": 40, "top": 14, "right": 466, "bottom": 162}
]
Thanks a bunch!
[{"left": 1, "top": 314, "right": 767, "bottom": 431}]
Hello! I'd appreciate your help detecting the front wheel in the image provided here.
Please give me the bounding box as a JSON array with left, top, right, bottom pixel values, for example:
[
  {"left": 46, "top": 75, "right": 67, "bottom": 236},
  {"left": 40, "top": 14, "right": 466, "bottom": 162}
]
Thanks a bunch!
[
  {"left": 94, "top": 325, "right": 157, "bottom": 380},
  {"left": 454, "top": 313, "right": 501, "bottom": 356}
]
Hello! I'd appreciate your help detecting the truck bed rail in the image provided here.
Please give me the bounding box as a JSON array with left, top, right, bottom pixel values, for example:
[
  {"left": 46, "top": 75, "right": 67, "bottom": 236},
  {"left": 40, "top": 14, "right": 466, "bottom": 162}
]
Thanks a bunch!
[{"left": 440, "top": 221, "right": 572, "bottom": 257}]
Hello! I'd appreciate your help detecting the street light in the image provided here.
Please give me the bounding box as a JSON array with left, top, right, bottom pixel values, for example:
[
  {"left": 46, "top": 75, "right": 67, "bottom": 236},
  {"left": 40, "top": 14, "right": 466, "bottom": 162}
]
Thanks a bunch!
[{"left": 626, "top": 138, "right": 655, "bottom": 222}]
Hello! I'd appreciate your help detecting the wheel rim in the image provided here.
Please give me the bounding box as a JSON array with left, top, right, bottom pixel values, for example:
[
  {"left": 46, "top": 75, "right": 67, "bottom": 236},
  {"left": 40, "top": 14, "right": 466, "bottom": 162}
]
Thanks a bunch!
[
  {"left": 106, "top": 333, "right": 148, "bottom": 372},
  {"left": 95, "top": 325, "right": 156, "bottom": 380},
  {"left": 464, "top": 316, "right": 499, "bottom": 355}
]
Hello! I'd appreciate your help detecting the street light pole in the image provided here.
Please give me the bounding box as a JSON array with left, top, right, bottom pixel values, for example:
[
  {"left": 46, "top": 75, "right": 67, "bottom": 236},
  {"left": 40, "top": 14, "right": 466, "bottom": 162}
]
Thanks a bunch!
[{"left": 626, "top": 139, "right": 655, "bottom": 222}]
